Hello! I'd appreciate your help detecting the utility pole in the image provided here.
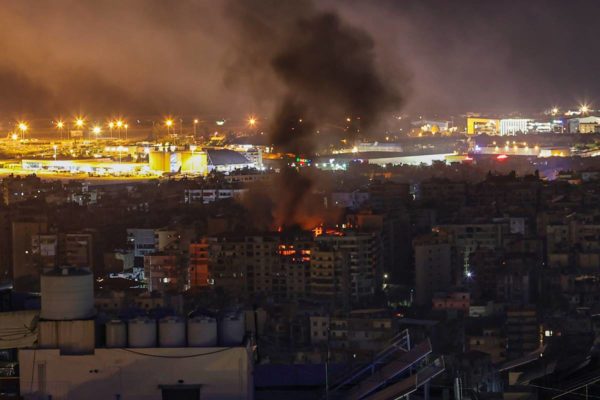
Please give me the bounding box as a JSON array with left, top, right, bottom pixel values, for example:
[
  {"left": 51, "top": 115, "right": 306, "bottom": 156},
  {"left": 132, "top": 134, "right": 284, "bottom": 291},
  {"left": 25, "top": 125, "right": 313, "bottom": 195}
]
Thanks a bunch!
[{"left": 325, "top": 323, "right": 331, "bottom": 400}]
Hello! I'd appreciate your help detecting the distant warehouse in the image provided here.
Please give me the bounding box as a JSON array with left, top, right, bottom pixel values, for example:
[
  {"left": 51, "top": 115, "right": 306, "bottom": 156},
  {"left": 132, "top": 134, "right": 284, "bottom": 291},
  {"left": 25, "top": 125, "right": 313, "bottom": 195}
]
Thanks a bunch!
[{"left": 149, "top": 147, "right": 255, "bottom": 175}]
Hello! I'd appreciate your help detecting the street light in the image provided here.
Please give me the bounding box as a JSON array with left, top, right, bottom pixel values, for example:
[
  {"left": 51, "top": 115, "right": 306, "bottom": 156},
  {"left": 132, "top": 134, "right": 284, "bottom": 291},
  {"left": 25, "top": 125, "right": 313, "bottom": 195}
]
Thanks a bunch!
[
  {"left": 115, "top": 120, "right": 124, "bottom": 140},
  {"left": 75, "top": 117, "right": 85, "bottom": 129},
  {"left": 551, "top": 107, "right": 559, "bottom": 116},
  {"left": 165, "top": 118, "right": 174, "bottom": 135},
  {"left": 580, "top": 104, "right": 590, "bottom": 114},
  {"left": 248, "top": 116, "right": 257, "bottom": 128},
  {"left": 18, "top": 122, "right": 28, "bottom": 140},
  {"left": 55, "top": 120, "right": 65, "bottom": 140},
  {"left": 92, "top": 125, "right": 102, "bottom": 136}
]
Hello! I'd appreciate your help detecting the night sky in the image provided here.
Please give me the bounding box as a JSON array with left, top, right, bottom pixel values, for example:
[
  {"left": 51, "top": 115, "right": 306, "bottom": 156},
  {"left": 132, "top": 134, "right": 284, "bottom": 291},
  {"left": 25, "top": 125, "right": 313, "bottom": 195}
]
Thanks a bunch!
[{"left": 0, "top": 0, "right": 599, "bottom": 118}]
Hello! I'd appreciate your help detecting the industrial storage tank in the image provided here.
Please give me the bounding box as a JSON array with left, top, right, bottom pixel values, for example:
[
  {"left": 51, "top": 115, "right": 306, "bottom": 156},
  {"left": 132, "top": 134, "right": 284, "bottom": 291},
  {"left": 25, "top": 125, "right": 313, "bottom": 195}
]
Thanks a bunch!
[
  {"left": 40, "top": 268, "right": 94, "bottom": 320},
  {"left": 128, "top": 318, "right": 157, "bottom": 347},
  {"left": 187, "top": 316, "right": 218, "bottom": 347},
  {"left": 106, "top": 320, "right": 127, "bottom": 348},
  {"left": 219, "top": 312, "right": 246, "bottom": 346},
  {"left": 158, "top": 316, "right": 186, "bottom": 347}
]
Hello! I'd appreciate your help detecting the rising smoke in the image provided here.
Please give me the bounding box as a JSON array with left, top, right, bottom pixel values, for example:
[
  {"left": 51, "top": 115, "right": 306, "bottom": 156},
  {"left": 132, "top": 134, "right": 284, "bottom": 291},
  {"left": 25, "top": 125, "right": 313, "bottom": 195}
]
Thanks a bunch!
[{"left": 226, "top": 0, "right": 404, "bottom": 229}]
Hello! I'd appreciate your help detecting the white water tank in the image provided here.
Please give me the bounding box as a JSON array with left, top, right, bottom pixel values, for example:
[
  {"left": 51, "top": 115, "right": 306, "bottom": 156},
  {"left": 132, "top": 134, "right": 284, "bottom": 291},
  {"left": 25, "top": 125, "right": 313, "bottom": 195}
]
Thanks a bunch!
[
  {"left": 41, "top": 268, "right": 94, "bottom": 320},
  {"left": 106, "top": 320, "right": 127, "bottom": 348},
  {"left": 219, "top": 312, "right": 245, "bottom": 346},
  {"left": 128, "top": 318, "right": 157, "bottom": 347},
  {"left": 187, "top": 316, "right": 218, "bottom": 347},
  {"left": 159, "top": 316, "right": 186, "bottom": 347}
]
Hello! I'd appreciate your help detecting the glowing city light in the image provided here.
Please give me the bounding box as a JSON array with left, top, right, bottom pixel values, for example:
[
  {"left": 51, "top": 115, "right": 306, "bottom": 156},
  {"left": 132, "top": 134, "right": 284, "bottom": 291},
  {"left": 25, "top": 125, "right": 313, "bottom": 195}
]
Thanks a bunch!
[
  {"left": 248, "top": 117, "right": 257, "bottom": 127},
  {"left": 55, "top": 121, "right": 64, "bottom": 129},
  {"left": 92, "top": 126, "right": 102, "bottom": 135},
  {"left": 116, "top": 120, "right": 124, "bottom": 128},
  {"left": 165, "top": 119, "right": 174, "bottom": 127},
  {"left": 75, "top": 118, "right": 85, "bottom": 128},
  {"left": 108, "top": 121, "right": 115, "bottom": 129},
  {"left": 580, "top": 104, "right": 590, "bottom": 114},
  {"left": 18, "top": 122, "right": 28, "bottom": 132}
]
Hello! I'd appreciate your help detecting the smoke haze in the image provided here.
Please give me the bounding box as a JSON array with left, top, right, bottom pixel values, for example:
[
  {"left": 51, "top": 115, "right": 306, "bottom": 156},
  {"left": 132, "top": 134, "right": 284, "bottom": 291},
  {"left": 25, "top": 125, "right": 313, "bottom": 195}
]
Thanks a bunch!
[{"left": 1, "top": 0, "right": 599, "bottom": 118}]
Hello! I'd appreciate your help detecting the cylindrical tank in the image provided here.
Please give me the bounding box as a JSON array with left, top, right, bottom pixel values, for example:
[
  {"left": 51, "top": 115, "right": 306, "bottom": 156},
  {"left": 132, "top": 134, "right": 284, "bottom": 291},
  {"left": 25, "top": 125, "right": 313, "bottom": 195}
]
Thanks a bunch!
[
  {"left": 40, "top": 268, "right": 94, "bottom": 320},
  {"left": 106, "top": 320, "right": 127, "bottom": 348},
  {"left": 128, "top": 318, "right": 157, "bottom": 348},
  {"left": 219, "top": 312, "right": 245, "bottom": 346},
  {"left": 187, "top": 316, "right": 218, "bottom": 347},
  {"left": 158, "top": 316, "right": 186, "bottom": 347}
]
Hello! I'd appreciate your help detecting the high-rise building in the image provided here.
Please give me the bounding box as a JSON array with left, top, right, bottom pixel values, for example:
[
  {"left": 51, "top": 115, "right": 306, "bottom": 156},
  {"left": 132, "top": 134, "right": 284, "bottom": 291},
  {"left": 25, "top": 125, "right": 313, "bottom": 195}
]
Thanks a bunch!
[
  {"left": 506, "top": 306, "right": 539, "bottom": 360},
  {"left": 368, "top": 181, "right": 410, "bottom": 212},
  {"left": 414, "top": 232, "right": 452, "bottom": 306},
  {"left": 315, "top": 231, "right": 381, "bottom": 302},
  {"left": 31, "top": 234, "right": 59, "bottom": 271},
  {"left": 12, "top": 220, "right": 48, "bottom": 290},
  {"left": 189, "top": 240, "right": 210, "bottom": 288},
  {"left": 310, "top": 245, "right": 350, "bottom": 307},
  {"left": 63, "top": 233, "right": 94, "bottom": 269},
  {"left": 127, "top": 228, "right": 156, "bottom": 258},
  {"left": 144, "top": 253, "right": 182, "bottom": 293},
  {"left": 280, "top": 238, "right": 312, "bottom": 300},
  {"left": 207, "top": 235, "right": 249, "bottom": 298},
  {"left": 208, "top": 233, "right": 312, "bottom": 300}
]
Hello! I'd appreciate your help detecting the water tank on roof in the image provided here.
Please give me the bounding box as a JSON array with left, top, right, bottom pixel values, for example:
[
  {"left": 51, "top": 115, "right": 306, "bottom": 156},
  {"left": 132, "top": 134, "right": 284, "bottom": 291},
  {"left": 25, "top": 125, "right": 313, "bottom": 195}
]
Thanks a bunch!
[
  {"left": 128, "top": 317, "right": 157, "bottom": 347},
  {"left": 40, "top": 268, "right": 94, "bottom": 320},
  {"left": 219, "top": 312, "right": 245, "bottom": 346},
  {"left": 159, "top": 316, "right": 186, "bottom": 347},
  {"left": 106, "top": 320, "right": 127, "bottom": 348},
  {"left": 187, "top": 316, "right": 218, "bottom": 347}
]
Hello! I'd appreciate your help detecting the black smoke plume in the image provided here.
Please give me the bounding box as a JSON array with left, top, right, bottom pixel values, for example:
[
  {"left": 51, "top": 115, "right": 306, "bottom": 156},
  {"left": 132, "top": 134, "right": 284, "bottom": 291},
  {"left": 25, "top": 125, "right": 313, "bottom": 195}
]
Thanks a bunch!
[{"left": 228, "top": 0, "right": 404, "bottom": 229}]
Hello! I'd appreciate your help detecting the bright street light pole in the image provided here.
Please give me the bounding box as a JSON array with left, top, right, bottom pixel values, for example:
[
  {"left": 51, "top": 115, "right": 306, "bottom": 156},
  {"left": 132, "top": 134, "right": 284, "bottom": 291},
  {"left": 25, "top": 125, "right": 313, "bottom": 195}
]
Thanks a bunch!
[{"left": 18, "top": 122, "right": 28, "bottom": 140}]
